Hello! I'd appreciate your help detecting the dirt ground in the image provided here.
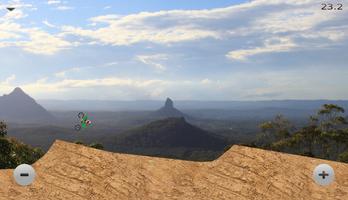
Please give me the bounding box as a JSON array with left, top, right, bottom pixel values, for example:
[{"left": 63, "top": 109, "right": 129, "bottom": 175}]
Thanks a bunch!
[{"left": 0, "top": 140, "right": 347, "bottom": 200}]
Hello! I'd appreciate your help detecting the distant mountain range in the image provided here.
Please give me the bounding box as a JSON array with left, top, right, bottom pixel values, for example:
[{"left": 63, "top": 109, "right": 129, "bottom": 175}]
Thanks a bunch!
[
  {"left": 38, "top": 99, "right": 348, "bottom": 111},
  {"left": 0, "top": 88, "right": 54, "bottom": 123}
]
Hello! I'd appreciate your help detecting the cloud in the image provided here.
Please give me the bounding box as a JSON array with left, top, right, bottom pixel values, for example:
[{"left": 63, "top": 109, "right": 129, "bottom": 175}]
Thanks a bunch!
[
  {"left": 16, "top": 77, "right": 169, "bottom": 100},
  {"left": 42, "top": 20, "right": 56, "bottom": 28},
  {"left": 56, "top": 6, "right": 74, "bottom": 11},
  {"left": 0, "top": 1, "right": 34, "bottom": 10},
  {"left": 1, "top": 0, "right": 346, "bottom": 58},
  {"left": 47, "top": 0, "right": 61, "bottom": 5},
  {"left": 200, "top": 79, "right": 213, "bottom": 85},
  {"left": 3, "top": 74, "right": 16, "bottom": 84},
  {"left": 136, "top": 54, "right": 168, "bottom": 71},
  {"left": 2, "top": 65, "right": 348, "bottom": 100},
  {"left": 17, "top": 29, "right": 72, "bottom": 55},
  {"left": 0, "top": 20, "right": 71, "bottom": 55},
  {"left": 61, "top": 25, "right": 219, "bottom": 46},
  {"left": 46, "top": 0, "right": 73, "bottom": 11},
  {"left": 104, "top": 62, "right": 118, "bottom": 67},
  {"left": 56, "top": 0, "right": 348, "bottom": 62},
  {"left": 55, "top": 67, "right": 81, "bottom": 78},
  {"left": 2, "top": 9, "right": 27, "bottom": 21},
  {"left": 223, "top": 0, "right": 348, "bottom": 61},
  {"left": 226, "top": 37, "right": 297, "bottom": 61},
  {"left": 60, "top": 7, "right": 229, "bottom": 46},
  {"left": 0, "top": 75, "right": 16, "bottom": 93}
]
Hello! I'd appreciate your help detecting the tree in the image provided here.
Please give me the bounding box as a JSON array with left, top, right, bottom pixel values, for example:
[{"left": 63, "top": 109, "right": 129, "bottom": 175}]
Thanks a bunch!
[
  {"left": 89, "top": 143, "right": 104, "bottom": 150},
  {"left": 75, "top": 141, "right": 104, "bottom": 150},
  {"left": 316, "top": 104, "right": 348, "bottom": 159},
  {"left": 256, "top": 115, "right": 293, "bottom": 147},
  {"left": 338, "top": 151, "right": 348, "bottom": 163},
  {"left": 254, "top": 104, "right": 348, "bottom": 162},
  {"left": 0, "top": 121, "right": 44, "bottom": 169},
  {"left": 0, "top": 138, "right": 16, "bottom": 168},
  {"left": 317, "top": 104, "right": 347, "bottom": 132},
  {"left": 0, "top": 121, "right": 7, "bottom": 137}
]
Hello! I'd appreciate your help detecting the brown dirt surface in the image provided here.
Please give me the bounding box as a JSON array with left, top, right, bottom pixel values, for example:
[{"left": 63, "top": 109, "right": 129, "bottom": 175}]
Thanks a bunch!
[{"left": 0, "top": 140, "right": 347, "bottom": 200}]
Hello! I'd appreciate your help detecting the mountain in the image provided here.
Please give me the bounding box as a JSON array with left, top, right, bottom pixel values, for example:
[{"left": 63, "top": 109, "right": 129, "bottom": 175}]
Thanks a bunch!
[
  {"left": 154, "top": 98, "right": 186, "bottom": 118},
  {"left": 0, "top": 87, "right": 54, "bottom": 123},
  {"left": 111, "top": 117, "right": 229, "bottom": 160},
  {"left": 38, "top": 99, "right": 348, "bottom": 111},
  {"left": 116, "top": 117, "right": 227, "bottom": 149}
]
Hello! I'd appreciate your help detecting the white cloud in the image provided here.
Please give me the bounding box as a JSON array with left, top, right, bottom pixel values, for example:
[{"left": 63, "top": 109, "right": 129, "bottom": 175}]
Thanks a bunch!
[
  {"left": 2, "top": 9, "right": 27, "bottom": 20},
  {"left": 62, "top": 24, "right": 219, "bottom": 46},
  {"left": 0, "top": 0, "right": 346, "bottom": 63},
  {"left": 223, "top": 0, "right": 348, "bottom": 61},
  {"left": 55, "top": 67, "right": 81, "bottom": 78},
  {"left": 55, "top": 0, "right": 348, "bottom": 62},
  {"left": 2, "top": 65, "right": 348, "bottom": 100},
  {"left": 17, "top": 29, "right": 71, "bottom": 55},
  {"left": 227, "top": 37, "right": 297, "bottom": 61},
  {"left": 0, "top": 20, "right": 71, "bottom": 55},
  {"left": 18, "top": 77, "right": 169, "bottom": 98},
  {"left": 47, "top": 0, "right": 61, "bottom": 5},
  {"left": 0, "top": 2, "right": 72, "bottom": 55},
  {"left": 4, "top": 74, "right": 16, "bottom": 84},
  {"left": 56, "top": 6, "right": 73, "bottom": 11},
  {"left": 0, "top": 75, "right": 16, "bottom": 93},
  {"left": 0, "top": 1, "right": 34, "bottom": 10},
  {"left": 200, "top": 79, "right": 212, "bottom": 85},
  {"left": 104, "top": 62, "right": 118, "bottom": 67},
  {"left": 42, "top": 20, "right": 56, "bottom": 28},
  {"left": 136, "top": 54, "right": 168, "bottom": 71}
]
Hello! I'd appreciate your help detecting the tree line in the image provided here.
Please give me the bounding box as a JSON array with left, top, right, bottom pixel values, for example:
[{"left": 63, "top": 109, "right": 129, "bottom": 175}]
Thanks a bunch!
[{"left": 253, "top": 104, "right": 348, "bottom": 163}]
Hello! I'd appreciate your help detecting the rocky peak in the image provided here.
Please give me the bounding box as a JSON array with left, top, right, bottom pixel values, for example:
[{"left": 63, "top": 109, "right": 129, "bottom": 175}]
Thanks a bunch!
[
  {"left": 155, "top": 98, "right": 185, "bottom": 118},
  {"left": 164, "top": 98, "right": 174, "bottom": 108},
  {"left": 10, "top": 87, "right": 26, "bottom": 96}
]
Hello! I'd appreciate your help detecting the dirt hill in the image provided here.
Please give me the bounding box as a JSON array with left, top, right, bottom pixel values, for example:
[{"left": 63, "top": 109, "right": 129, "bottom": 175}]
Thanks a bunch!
[{"left": 0, "top": 140, "right": 347, "bottom": 200}]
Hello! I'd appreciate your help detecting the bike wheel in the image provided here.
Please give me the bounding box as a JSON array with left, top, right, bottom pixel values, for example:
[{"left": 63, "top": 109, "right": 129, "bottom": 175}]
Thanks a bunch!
[
  {"left": 78, "top": 112, "right": 85, "bottom": 119},
  {"left": 74, "top": 124, "right": 81, "bottom": 131}
]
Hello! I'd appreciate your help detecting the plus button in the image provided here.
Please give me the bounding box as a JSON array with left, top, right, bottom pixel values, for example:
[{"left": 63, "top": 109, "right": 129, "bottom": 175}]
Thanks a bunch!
[{"left": 318, "top": 171, "right": 329, "bottom": 179}]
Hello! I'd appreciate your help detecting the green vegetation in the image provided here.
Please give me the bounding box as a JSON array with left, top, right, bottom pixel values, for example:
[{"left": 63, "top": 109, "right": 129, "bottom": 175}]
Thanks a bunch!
[
  {"left": 74, "top": 141, "right": 104, "bottom": 150},
  {"left": 0, "top": 121, "right": 44, "bottom": 169},
  {"left": 254, "top": 104, "right": 348, "bottom": 163}
]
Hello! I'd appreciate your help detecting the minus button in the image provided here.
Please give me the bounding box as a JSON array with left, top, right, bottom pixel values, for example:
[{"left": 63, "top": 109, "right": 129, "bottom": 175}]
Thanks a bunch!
[{"left": 20, "top": 173, "right": 29, "bottom": 177}]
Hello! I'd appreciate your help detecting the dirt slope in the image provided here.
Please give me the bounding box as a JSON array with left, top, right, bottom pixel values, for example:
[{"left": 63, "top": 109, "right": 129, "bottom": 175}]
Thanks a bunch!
[{"left": 0, "top": 140, "right": 347, "bottom": 200}]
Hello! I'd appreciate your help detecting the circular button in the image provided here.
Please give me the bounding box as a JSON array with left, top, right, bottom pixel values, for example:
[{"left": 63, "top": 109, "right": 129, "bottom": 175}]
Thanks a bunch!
[
  {"left": 313, "top": 164, "right": 335, "bottom": 186},
  {"left": 13, "top": 164, "right": 36, "bottom": 186}
]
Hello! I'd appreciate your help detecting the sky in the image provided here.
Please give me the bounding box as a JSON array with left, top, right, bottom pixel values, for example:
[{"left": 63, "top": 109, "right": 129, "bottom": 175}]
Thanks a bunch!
[{"left": 0, "top": 0, "right": 347, "bottom": 100}]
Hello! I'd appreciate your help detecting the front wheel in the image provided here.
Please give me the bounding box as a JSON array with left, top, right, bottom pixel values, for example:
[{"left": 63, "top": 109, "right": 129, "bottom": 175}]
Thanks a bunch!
[{"left": 78, "top": 112, "right": 85, "bottom": 119}]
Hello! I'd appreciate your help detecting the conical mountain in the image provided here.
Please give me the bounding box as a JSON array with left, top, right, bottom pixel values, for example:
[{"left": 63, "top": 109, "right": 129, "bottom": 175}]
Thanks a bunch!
[
  {"left": 154, "top": 98, "right": 185, "bottom": 118},
  {"left": 116, "top": 117, "right": 228, "bottom": 150},
  {"left": 0, "top": 87, "right": 54, "bottom": 123}
]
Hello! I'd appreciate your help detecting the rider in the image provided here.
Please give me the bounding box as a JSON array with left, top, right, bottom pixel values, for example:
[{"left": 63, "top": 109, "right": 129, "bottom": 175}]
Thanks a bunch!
[{"left": 80, "top": 113, "right": 89, "bottom": 128}]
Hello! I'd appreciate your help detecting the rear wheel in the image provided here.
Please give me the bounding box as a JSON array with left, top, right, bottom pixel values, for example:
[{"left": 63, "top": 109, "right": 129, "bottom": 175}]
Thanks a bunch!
[{"left": 74, "top": 124, "right": 81, "bottom": 131}]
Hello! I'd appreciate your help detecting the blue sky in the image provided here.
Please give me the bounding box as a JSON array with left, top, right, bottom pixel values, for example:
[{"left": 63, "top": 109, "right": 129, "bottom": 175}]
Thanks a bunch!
[{"left": 0, "top": 0, "right": 347, "bottom": 100}]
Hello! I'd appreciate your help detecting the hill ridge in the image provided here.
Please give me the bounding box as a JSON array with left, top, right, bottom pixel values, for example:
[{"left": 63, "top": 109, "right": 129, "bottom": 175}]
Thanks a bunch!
[{"left": 0, "top": 87, "right": 54, "bottom": 123}]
